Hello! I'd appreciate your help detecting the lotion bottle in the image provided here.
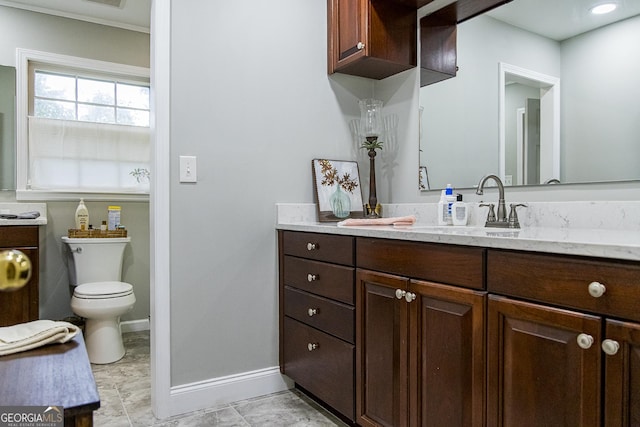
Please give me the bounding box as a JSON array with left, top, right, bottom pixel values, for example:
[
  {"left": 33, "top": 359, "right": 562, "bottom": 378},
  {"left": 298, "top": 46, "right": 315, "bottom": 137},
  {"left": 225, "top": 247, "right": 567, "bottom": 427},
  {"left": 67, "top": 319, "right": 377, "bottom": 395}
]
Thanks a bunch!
[
  {"left": 444, "top": 184, "right": 455, "bottom": 225},
  {"left": 437, "top": 190, "right": 447, "bottom": 225},
  {"left": 452, "top": 198, "right": 468, "bottom": 226},
  {"left": 75, "top": 198, "right": 89, "bottom": 230}
]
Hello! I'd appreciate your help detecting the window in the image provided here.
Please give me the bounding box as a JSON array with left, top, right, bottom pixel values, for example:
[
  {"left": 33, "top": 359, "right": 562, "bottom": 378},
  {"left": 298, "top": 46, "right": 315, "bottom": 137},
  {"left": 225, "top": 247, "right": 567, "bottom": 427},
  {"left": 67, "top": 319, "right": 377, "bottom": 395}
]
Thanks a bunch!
[{"left": 16, "top": 49, "right": 151, "bottom": 200}]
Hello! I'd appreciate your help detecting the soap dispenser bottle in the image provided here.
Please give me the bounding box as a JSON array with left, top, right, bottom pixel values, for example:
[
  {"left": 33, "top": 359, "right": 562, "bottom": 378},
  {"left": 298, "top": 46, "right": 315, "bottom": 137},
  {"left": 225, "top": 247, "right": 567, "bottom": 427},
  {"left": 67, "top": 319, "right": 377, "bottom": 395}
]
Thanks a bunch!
[{"left": 75, "top": 198, "right": 89, "bottom": 231}]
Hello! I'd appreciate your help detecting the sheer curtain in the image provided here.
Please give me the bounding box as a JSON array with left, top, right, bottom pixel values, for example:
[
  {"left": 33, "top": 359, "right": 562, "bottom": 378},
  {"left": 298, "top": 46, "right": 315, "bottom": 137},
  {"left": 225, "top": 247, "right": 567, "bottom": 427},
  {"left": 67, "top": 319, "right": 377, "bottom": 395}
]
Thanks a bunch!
[{"left": 28, "top": 116, "right": 150, "bottom": 192}]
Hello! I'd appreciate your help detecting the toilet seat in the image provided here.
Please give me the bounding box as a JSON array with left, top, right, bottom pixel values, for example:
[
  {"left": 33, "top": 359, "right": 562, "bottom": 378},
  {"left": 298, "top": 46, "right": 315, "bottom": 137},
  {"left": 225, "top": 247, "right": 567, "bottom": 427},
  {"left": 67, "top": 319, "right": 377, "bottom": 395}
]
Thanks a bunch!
[{"left": 74, "top": 281, "right": 133, "bottom": 299}]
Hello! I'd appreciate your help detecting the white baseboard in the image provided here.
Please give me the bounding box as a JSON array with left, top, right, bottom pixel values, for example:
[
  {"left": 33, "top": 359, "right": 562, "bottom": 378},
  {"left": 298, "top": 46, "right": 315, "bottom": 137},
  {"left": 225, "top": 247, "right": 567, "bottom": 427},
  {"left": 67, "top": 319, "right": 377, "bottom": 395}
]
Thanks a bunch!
[
  {"left": 121, "top": 318, "right": 150, "bottom": 333},
  {"left": 168, "top": 366, "right": 294, "bottom": 416}
]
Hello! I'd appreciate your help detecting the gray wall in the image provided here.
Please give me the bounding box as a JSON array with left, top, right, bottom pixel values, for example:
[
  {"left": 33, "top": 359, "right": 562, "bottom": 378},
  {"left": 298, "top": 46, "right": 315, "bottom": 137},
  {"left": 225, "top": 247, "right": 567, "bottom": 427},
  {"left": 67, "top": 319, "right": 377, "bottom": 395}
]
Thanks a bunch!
[
  {"left": 561, "top": 14, "right": 640, "bottom": 183},
  {"left": 0, "top": 6, "right": 151, "bottom": 323},
  {"left": 168, "top": 0, "right": 372, "bottom": 385}
]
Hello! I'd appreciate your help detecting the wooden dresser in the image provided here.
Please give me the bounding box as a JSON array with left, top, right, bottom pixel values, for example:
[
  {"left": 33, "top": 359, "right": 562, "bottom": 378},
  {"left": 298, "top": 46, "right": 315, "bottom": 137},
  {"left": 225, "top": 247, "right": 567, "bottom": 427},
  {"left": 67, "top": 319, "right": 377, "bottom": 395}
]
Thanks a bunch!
[{"left": 0, "top": 332, "right": 100, "bottom": 426}]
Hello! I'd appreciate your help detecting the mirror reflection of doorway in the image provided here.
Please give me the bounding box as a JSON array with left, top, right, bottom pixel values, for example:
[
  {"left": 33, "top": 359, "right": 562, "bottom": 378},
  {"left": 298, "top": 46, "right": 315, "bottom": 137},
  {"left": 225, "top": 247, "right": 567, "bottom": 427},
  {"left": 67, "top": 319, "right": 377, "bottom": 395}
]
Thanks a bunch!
[{"left": 499, "top": 63, "right": 560, "bottom": 185}]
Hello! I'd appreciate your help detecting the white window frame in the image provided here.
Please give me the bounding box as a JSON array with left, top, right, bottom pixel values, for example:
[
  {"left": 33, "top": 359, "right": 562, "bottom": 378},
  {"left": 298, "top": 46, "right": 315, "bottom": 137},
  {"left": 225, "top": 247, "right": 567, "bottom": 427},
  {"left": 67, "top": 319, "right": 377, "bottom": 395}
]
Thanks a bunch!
[{"left": 16, "top": 48, "right": 151, "bottom": 201}]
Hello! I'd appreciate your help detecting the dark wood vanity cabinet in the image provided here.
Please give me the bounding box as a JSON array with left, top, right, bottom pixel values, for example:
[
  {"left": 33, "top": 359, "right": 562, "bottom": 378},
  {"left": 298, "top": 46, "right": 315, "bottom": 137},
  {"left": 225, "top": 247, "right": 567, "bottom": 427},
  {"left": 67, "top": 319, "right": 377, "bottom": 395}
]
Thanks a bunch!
[
  {"left": 487, "top": 249, "right": 640, "bottom": 427},
  {"left": 278, "top": 231, "right": 356, "bottom": 421},
  {"left": 327, "top": 0, "right": 417, "bottom": 80},
  {"left": 279, "top": 230, "right": 640, "bottom": 426},
  {"left": 0, "top": 226, "right": 39, "bottom": 326},
  {"left": 356, "top": 238, "right": 486, "bottom": 427}
]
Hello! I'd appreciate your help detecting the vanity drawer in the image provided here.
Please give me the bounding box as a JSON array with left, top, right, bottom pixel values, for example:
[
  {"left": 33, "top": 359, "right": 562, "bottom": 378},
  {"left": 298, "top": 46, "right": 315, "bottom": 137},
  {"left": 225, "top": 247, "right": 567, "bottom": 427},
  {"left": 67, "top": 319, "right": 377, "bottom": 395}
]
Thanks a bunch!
[
  {"left": 282, "top": 317, "right": 354, "bottom": 421},
  {"left": 284, "top": 286, "right": 354, "bottom": 343},
  {"left": 0, "top": 226, "right": 38, "bottom": 248},
  {"left": 488, "top": 250, "right": 640, "bottom": 322},
  {"left": 282, "top": 231, "right": 354, "bottom": 266},
  {"left": 283, "top": 256, "right": 354, "bottom": 304},
  {"left": 356, "top": 237, "right": 485, "bottom": 290}
]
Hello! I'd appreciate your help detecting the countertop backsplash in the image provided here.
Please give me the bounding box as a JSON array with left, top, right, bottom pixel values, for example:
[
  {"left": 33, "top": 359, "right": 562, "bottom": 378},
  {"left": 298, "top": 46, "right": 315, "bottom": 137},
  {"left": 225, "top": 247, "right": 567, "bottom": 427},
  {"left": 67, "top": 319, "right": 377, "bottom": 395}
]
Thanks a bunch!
[{"left": 277, "top": 201, "right": 640, "bottom": 231}]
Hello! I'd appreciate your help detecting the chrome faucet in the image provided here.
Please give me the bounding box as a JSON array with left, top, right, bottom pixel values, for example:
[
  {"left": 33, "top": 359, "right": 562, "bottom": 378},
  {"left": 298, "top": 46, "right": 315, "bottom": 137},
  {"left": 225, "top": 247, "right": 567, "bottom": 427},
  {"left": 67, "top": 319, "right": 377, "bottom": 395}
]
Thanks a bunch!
[
  {"left": 476, "top": 174, "right": 508, "bottom": 228},
  {"left": 476, "top": 174, "right": 527, "bottom": 228}
]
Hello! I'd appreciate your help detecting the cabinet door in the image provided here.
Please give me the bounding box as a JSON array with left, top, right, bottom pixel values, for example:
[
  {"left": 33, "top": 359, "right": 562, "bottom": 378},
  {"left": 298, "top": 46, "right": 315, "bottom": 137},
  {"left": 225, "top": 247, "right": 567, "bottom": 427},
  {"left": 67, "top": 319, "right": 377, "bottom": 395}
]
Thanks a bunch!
[
  {"left": 356, "top": 269, "right": 410, "bottom": 427},
  {"left": 0, "top": 247, "right": 38, "bottom": 326},
  {"left": 327, "top": 0, "right": 367, "bottom": 73},
  {"left": 603, "top": 319, "right": 640, "bottom": 427},
  {"left": 488, "top": 295, "right": 601, "bottom": 427},
  {"left": 408, "top": 280, "right": 485, "bottom": 427}
]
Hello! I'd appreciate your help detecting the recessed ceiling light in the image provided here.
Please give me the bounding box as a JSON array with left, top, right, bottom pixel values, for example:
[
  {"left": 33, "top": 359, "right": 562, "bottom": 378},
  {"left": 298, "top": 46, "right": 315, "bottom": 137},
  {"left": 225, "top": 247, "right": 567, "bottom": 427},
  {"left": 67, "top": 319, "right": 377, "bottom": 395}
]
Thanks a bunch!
[{"left": 590, "top": 3, "right": 617, "bottom": 14}]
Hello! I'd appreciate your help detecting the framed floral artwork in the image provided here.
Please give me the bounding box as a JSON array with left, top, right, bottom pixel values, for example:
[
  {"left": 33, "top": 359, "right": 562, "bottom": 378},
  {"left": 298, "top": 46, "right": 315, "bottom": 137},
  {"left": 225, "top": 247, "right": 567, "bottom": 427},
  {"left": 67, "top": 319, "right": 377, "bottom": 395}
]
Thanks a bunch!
[{"left": 312, "top": 159, "right": 364, "bottom": 222}]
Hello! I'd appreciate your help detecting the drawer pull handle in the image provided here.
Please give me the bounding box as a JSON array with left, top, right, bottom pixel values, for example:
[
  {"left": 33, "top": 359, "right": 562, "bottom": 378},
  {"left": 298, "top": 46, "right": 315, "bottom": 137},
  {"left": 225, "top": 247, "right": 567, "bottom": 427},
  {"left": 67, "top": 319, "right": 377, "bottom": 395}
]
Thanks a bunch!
[
  {"left": 308, "top": 308, "right": 318, "bottom": 317},
  {"left": 307, "top": 274, "right": 318, "bottom": 282},
  {"left": 588, "top": 281, "right": 606, "bottom": 298},
  {"left": 306, "top": 243, "right": 318, "bottom": 251},
  {"left": 307, "top": 343, "right": 318, "bottom": 351},
  {"left": 602, "top": 339, "right": 620, "bottom": 356},
  {"left": 395, "top": 289, "right": 406, "bottom": 300},
  {"left": 577, "top": 333, "right": 594, "bottom": 349},
  {"left": 405, "top": 292, "right": 416, "bottom": 303}
]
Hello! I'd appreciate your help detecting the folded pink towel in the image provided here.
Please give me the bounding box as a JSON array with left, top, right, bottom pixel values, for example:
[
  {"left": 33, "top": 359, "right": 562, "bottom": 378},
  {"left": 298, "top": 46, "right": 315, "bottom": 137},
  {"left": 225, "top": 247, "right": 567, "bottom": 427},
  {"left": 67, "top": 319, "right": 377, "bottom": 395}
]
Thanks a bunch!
[{"left": 337, "top": 215, "right": 416, "bottom": 227}]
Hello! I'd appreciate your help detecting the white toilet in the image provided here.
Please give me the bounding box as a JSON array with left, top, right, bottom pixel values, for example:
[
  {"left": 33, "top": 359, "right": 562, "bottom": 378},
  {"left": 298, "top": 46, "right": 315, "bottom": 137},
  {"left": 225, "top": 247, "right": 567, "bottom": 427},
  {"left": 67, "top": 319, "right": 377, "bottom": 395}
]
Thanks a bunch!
[{"left": 62, "top": 236, "right": 136, "bottom": 364}]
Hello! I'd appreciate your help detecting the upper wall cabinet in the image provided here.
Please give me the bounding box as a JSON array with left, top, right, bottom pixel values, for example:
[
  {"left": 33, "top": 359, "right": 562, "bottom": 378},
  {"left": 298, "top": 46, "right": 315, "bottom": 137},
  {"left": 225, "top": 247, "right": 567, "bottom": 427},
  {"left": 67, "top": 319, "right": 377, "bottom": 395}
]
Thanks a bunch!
[
  {"left": 420, "top": 0, "right": 512, "bottom": 86},
  {"left": 327, "top": 0, "right": 417, "bottom": 80}
]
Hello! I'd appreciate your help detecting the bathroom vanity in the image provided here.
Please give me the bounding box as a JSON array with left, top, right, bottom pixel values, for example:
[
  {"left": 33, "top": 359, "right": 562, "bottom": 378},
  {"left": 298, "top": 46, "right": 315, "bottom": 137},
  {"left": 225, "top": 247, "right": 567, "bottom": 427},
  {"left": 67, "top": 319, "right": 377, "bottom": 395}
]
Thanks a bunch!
[
  {"left": 277, "top": 207, "right": 640, "bottom": 427},
  {"left": 0, "top": 226, "right": 40, "bottom": 326}
]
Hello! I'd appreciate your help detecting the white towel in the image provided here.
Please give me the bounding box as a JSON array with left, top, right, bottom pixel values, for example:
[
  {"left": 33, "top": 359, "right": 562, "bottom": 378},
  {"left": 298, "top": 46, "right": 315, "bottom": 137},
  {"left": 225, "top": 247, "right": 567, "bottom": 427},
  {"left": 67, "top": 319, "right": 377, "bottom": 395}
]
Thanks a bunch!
[{"left": 0, "top": 320, "right": 79, "bottom": 356}]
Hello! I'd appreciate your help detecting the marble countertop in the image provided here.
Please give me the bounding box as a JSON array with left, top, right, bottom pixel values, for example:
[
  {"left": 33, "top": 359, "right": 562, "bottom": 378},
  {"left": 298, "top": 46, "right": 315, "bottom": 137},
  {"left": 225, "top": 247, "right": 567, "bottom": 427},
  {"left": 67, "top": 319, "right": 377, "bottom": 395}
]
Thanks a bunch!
[
  {"left": 276, "top": 222, "right": 640, "bottom": 261},
  {"left": 0, "top": 203, "right": 47, "bottom": 226}
]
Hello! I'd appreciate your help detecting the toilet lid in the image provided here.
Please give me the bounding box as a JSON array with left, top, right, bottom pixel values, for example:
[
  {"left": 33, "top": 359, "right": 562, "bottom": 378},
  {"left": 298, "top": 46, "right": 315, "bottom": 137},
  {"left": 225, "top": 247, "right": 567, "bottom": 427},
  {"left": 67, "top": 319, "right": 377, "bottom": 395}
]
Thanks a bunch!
[{"left": 74, "top": 281, "right": 133, "bottom": 299}]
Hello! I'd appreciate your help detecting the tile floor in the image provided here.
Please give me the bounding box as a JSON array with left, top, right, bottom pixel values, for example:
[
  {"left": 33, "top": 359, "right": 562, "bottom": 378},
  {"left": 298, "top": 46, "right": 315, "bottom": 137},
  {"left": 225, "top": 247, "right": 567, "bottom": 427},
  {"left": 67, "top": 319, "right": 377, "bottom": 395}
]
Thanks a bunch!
[{"left": 90, "top": 331, "right": 349, "bottom": 426}]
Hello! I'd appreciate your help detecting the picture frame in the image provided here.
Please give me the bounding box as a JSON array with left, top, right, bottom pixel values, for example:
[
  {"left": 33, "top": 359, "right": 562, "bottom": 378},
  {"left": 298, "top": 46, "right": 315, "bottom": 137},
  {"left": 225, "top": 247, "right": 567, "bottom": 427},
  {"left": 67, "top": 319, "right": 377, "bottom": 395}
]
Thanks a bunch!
[{"left": 312, "top": 159, "right": 364, "bottom": 222}]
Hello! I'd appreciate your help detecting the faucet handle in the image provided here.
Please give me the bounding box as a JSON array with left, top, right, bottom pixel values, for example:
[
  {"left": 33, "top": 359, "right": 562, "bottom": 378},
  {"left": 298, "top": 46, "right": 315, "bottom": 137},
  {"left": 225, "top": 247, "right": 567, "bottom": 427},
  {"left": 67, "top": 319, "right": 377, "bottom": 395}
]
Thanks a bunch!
[
  {"left": 479, "top": 203, "right": 496, "bottom": 222},
  {"left": 508, "top": 203, "right": 528, "bottom": 229}
]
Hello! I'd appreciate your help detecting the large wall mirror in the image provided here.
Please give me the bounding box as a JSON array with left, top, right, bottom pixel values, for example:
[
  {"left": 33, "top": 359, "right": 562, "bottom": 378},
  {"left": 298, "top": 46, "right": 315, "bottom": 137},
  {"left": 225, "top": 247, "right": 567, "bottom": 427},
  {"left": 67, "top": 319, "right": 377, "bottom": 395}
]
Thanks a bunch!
[
  {"left": 418, "top": 0, "right": 640, "bottom": 191},
  {"left": 0, "top": 65, "right": 16, "bottom": 191}
]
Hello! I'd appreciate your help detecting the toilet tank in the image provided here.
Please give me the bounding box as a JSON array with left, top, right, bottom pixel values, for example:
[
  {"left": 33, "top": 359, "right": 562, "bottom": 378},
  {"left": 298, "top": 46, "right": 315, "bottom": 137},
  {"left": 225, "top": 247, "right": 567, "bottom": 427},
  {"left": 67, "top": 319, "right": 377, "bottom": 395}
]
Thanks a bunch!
[{"left": 62, "top": 237, "right": 131, "bottom": 286}]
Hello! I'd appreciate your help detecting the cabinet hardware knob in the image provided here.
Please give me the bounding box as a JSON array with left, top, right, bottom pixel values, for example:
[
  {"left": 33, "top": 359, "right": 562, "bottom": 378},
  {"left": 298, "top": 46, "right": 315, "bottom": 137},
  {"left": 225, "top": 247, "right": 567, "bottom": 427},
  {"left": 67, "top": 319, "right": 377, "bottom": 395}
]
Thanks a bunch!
[
  {"left": 306, "top": 242, "right": 318, "bottom": 251},
  {"left": 577, "top": 333, "right": 594, "bottom": 349},
  {"left": 308, "top": 308, "right": 318, "bottom": 317},
  {"left": 588, "top": 281, "right": 606, "bottom": 298},
  {"left": 307, "top": 274, "right": 318, "bottom": 282},
  {"left": 307, "top": 343, "right": 318, "bottom": 351},
  {"left": 357, "top": 41, "right": 365, "bottom": 50},
  {"left": 395, "top": 289, "right": 406, "bottom": 300},
  {"left": 602, "top": 339, "right": 620, "bottom": 356},
  {"left": 405, "top": 292, "right": 416, "bottom": 302}
]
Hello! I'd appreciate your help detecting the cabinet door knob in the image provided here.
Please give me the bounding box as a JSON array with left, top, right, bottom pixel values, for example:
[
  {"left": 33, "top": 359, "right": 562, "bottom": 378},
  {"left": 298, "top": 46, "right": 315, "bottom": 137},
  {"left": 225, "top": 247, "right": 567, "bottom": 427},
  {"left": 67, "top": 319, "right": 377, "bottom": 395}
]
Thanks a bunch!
[
  {"left": 395, "top": 289, "right": 406, "bottom": 300},
  {"left": 588, "top": 281, "right": 606, "bottom": 298},
  {"left": 306, "top": 242, "right": 318, "bottom": 251},
  {"left": 577, "top": 333, "right": 594, "bottom": 349},
  {"left": 405, "top": 292, "right": 416, "bottom": 303},
  {"left": 602, "top": 339, "right": 620, "bottom": 356},
  {"left": 357, "top": 41, "right": 365, "bottom": 50},
  {"left": 307, "top": 308, "right": 318, "bottom": 317},
  {"left": 307, "top": 343, "right": 318, "bottom": 351},
  {"left": 307, "top": 274, "right": 318, "bottom": 282}
]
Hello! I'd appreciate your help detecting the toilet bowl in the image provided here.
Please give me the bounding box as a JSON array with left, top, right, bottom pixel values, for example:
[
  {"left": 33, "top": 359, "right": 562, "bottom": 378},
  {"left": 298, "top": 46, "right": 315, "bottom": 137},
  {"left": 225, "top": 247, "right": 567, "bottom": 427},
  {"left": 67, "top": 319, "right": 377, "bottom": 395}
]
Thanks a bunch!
[
  {"left": 62, "top": 237, "right": 136, "bottom": 364},
  {"left": 71, "top": 281, "right": 136, "bottom": 364}
]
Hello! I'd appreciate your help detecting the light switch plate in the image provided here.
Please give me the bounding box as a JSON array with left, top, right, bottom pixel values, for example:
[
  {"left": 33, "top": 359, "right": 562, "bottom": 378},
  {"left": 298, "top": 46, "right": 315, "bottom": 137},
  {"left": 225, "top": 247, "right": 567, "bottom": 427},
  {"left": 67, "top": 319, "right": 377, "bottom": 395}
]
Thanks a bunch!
[{"left": 179, "top": 156, "right": 197, "bottom": 183}]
